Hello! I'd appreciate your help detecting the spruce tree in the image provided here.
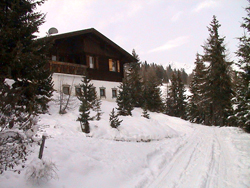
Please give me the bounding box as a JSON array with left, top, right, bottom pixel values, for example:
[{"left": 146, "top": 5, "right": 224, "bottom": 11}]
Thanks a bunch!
[
  {"left": 79, "top": 72, "right": 96, "bottom": 107},
  {"left": 116, "top": 77, "right": 133, "bottom": 116},
  {"left": 180, "top": 69, "right": 188, "bottom": 85},
  {"left": 176, "top": 71, "right": 186, "bottom": 119},
  {"left": 79, "top": 71, "right": 102, "bottom": 119},
  {"left": 166, "top": 65, "right": 174, "bottom": 83},
  {"left": 235, "top": 2, "right": 250, "bottom": 132},
  {"left": 78, "top": 98, "right": 90, "bottom": 133},
  {"left": 0, "top": 0, "right": 53, "bottom": 118},
  {"left": 78, "top": 72, "right": 102, "bottom": 132},
  {"left": 201, "top": 15, "right": 233, "bottom": 126},
  {"left": 109, "top": 108, "right": 122, "bottom": 129},
  {"left": 126, "top": 49, "right": 143, "bottom": 107},
  {"left": 93, "top": 99, "right": 102, "bottom": 121},
  {"left": 0, "top": 0, "right": 53, "bottom": 172},
  {"left": 141, "top": 105, "right": 150, "bottom": 119},
  {"left": 165, "top": 73, "right": 178, "bottom": 116},
  {"left": 188, "top": 53, "right": 207, "bottom": 123},
  {"left": 143, "top": 68, "right": 163, "bottom": 112},
  {"left": 165, "top": 71, "right": 186, "bottom": 118},
  {"left": 132, "top": 49, "right": 140, "bottom": 62}
]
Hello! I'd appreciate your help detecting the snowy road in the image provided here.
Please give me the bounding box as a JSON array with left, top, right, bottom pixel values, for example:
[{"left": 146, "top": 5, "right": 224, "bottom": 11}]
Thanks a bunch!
[{"left": 147, "top": 126, "right": 246, "bottom": 188}]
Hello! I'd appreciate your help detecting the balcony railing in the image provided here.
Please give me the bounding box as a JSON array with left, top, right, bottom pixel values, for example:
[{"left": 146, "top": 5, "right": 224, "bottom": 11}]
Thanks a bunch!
[
  {"left": 49, "top": 61, "right": 87, "bottom": 75},
  {"left": 48, "top": 60, "right": 123, "bottom": 82}
]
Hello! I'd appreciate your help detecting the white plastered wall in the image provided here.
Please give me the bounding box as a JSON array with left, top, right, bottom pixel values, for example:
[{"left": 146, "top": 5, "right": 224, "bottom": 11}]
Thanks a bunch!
[{"left": 52, "top": 73, "right": 120, "bottom": 102}]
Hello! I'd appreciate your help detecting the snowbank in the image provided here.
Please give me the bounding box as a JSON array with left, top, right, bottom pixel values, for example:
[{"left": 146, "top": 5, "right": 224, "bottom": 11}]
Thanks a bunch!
[
  {"left": 0, "top": 92, "right": 249, "bottom": 188},
  {"left": 38, "top": 92, "right": 180, "bottom": 142}
]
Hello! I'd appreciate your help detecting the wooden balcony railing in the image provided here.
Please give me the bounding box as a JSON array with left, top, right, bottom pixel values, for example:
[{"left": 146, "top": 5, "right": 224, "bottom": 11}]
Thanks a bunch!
[
  {"left": 48, "top": 60, "right": 123, "bottom": 82},
  {"left": 49, "top": 61, "right": 87, "bottom": 75}
]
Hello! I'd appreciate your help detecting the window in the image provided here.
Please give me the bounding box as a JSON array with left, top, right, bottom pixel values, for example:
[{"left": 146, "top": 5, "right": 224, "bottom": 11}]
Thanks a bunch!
[
  {"left": 100, "top": 87, "right": 106, "bottom": 98},
  {"left": 52, "top": 55, "right": 56, "bottom": 61},
  {"left": 87, "top": 55, "right": 95, "bottom": 69},
  {"left": 90, "top": 86, "right": 96, "bottom": 95},
  {"left": 75, "top": 86, "right": 82, "bottom": 96},
  {"left": 89, "top": 56, "right": 94, "bottom": 69},
  {"left": 112, "top": 88, "right": 117, "bottom": 98},
  {"left": 109, "top": 59, "right": 118, "bottom": 72},
  {"left": 62, "top": 85, "right": 70, "bottom": 95}
]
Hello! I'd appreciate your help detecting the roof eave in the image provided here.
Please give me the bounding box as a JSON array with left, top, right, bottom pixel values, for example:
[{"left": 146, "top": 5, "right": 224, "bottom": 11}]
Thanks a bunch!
[{"left": 48, "top": 28, "right": 137, "bottom": 63}]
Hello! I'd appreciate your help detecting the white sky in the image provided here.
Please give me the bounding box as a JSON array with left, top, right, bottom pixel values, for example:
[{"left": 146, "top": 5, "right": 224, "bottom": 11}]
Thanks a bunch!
[{"left": 38, "top": 0, "right": 248, "bottom": 73}]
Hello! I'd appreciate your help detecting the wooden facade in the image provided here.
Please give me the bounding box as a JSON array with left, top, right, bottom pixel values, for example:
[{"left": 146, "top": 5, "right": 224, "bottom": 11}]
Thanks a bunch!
[{"left": 48, "top": 28, "right": 136, "bottom": 82}]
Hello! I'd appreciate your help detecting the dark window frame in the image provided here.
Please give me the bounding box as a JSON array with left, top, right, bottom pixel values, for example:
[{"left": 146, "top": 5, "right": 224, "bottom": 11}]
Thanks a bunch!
[
  {"left": 62, "top": 85, "right": 70, "bottom": 95},
  {"left": 75, "top": 86, "right": 82, "bottom": 96},
  {"left": 99, "top": 87, "right": 106, "bottom": 98},
  {"left": 112, "top": 88, "right": 117, "bottom": 98}
]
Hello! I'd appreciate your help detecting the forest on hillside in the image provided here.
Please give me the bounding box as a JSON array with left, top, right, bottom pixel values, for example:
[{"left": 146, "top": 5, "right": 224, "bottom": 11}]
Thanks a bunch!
[{"left": 135, "top": 62, "right": 190, "bottom": 85}]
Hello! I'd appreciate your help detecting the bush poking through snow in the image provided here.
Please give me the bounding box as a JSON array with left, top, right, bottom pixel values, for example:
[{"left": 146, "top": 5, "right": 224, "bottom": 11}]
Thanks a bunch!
[
  {"left": 26, "top": 158, "right": 58, "bottom": 185},
  {"left": 142, "top": 108, "right": 150, "bottom": 119},
  {"left": 0, "top": 131, "right": 27, "bottom": 174},
  {"left": 109, "top": 108, "right": 123, "bottom": 128}
]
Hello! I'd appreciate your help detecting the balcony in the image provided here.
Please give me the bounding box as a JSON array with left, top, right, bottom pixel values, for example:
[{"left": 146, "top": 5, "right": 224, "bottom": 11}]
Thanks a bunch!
[
  {"left": 49, "top": 61, "right": 87, "bottom": 75},
  {"left": 48, "top": 60, "right": 123, "bottom": 82}
]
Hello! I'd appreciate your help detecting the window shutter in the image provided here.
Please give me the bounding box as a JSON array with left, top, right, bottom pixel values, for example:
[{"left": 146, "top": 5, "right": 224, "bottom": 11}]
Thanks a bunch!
[
  {"left": 95, "top": 57, "right": 99, "bottom": 69},
  {"left": 117, "top": 60, "right": 120, "bottom": 72},
  {"left": 86, "top": 55, "right": 90, "bottom": 67}
]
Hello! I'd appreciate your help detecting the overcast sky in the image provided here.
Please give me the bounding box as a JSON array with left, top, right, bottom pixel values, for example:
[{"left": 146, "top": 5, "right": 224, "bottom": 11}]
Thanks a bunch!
[{"left": 38, "top": 0, "right": 248, "bottom": 73}]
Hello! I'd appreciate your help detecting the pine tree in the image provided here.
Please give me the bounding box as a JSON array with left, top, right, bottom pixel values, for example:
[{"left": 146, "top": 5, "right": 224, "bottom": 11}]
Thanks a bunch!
[
  {"left": 155, "top": 65, "right": 168, "bottom": 83},
  {"left": 141, "top": 105, "right": 150, "bottom": 119},
  {"left": 79, "top": 73, "right": 96, "bottom": 107},
  {"left": 126, "top": 49, "right": 143, "bottom": 107},
  {"left": 201, "top": 15, "right": 233, "bottom": 126},
  {"left": 116, "top": 77, "right": 133, "bottom": 116},
  {"left": 93, "top": 99, "right": 102, "bottom": 121},
  {"left": 0, "top": 0, "right": 53, "bottom": 118},
  {"left": 0, "top": 0, "right": 53, "bottom": 172},
  {"left": 180, "top": 69, "right": 188, "bottom": 85},
  {"left": 188, "top": 53, "right": 208, "bottom": 123},
  {"left": 132, "top": 49, "right": 140, "bottom": 62},
  {"left": 176, "top": 71, "right": 187, "bottom": 119},
  {"left": 109, "top": 108, "right": 122, "bottom": 129},
  {"left": 165, "top": 71, "right": 186, "bottom": 118},
  {"left": 143, "top": 68, "right": 163, "bottom": 112},
  {"left": 166, "top": 65, "right": 174, "bottom": 83},
  {"left": 79, "top": 72, "right": 102, "bottom": 119},
  {"left": 166, "top": 73, "right": 178, "bottom": 116},
  {"left": 78, "top": 72, "right": 102, "bottom": 132},
  {"left": 78, "top": 98, "right": 90, "bottom": 133},
  {"left": 235, "top": 2, "right": 250, "bottom": 132}
]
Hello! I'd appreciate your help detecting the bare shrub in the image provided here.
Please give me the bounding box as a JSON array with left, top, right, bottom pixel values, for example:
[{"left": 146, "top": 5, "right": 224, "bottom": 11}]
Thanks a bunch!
[{"left": 26, "top": 158, "right": 58, "bottom": 185}]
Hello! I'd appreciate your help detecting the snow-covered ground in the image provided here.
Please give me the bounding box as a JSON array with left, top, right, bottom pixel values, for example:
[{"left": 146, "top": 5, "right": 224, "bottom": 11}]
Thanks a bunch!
[{"left": 0, "top": 93, "right": 249, "bottom": 188}]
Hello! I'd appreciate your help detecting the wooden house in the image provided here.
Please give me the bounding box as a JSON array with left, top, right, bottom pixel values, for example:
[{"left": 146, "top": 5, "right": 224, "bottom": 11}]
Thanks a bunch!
[{"left": 48, "top": 28, "right": 136, "bottom": 101}]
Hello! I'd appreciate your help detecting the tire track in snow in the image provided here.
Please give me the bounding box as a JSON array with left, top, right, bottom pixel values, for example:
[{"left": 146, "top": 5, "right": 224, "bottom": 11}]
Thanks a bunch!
[
  {"left": 201, "top": 134, "right": 219, "bottom": 188},
  {"left": 203, "top": 128, "right": 239, "bottom": 188},
  {"left": 146, "top": 129, "right": 203, "bottom": 188},
  {"left": 147, "top": 127, "right": 233, "bottom": 188},
  {"left": 174, "top": 133, "right": 213, "bottom": 188}
]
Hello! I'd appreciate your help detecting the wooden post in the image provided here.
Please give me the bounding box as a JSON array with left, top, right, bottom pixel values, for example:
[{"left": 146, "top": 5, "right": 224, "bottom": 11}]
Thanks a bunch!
[{"left": 38, "top": 135, "right": 46, "bottom": 159}]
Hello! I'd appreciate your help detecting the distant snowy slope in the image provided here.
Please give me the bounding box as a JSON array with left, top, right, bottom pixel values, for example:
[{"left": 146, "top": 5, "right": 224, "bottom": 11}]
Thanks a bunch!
[{"left": 166, "top": 61, "right": 194, "bottom": 74}]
